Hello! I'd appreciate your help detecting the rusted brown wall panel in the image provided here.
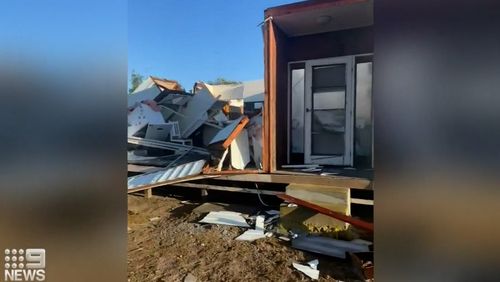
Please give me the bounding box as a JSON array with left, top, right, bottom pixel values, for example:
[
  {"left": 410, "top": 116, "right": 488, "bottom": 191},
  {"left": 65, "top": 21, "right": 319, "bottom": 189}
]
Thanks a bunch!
[
  {"left": 269, "top": 22, "right": 277, "bottom": 172},
  {"left": 262, "top": 21, "right": 271, "bottom": 173}
]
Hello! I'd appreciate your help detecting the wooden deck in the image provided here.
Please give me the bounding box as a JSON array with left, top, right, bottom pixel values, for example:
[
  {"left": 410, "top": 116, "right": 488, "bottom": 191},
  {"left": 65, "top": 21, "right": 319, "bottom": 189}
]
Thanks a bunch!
[
  {"left": 128, "top": 166, "right": 373, "bottom": 206},
  {"left": 212, "top": 172, "right": 372, "bottom": 190}
]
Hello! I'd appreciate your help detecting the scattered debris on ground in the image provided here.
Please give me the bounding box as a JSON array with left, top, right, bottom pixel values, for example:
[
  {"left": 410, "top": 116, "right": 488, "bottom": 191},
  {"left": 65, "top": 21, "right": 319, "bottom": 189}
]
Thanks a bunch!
[
  {"left": 126, "top": 76, "right": 374, "bottom": 281},
  {"left": 128, "top": 195, "right": 372, "bottom": 281},
  {"left": 293, "top": 259, "right": 320, "bottom": 280}
]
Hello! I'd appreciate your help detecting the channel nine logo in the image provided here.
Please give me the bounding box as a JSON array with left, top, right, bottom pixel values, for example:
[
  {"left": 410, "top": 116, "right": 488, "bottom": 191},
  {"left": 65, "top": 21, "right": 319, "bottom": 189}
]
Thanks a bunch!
[{"left": 3, "top": 249, "right": 45, "bottom": 282}]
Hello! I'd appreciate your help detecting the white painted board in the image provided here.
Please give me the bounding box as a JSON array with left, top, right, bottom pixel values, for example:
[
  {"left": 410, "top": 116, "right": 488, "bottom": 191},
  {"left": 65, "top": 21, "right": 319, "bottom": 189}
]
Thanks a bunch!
[
  {"left": 235, "top": 229, "right": 267, "bottom": 241},
  {"left": 209, "top": 116, "right": 244, "bottom": 145},
  {"left": 198, "top": 211, "right": 250, "bottom": 228},
  {"left": 128, "top": 84, "right": 161, "bottom": 107},
  {"left": 292, "top": 262, "right": 319, "bottom": 280},
  {"left": 145, "top": 123, "right": 173, "bottom": 141},
  {"left": 230, "top": 129, "right": 250, "bottom": 170},
  {"left": 128, "top": 104, "right": 165, "bottom": 137},
  {"left": 170, "top": 88, "right": 217, "bottom": 138}
]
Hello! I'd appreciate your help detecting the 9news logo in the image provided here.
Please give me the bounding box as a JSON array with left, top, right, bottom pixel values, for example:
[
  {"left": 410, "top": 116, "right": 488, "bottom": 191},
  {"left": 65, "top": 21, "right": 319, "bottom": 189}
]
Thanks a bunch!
[{"left": 4, "top": 249, "right": 45, "bottom": 281}]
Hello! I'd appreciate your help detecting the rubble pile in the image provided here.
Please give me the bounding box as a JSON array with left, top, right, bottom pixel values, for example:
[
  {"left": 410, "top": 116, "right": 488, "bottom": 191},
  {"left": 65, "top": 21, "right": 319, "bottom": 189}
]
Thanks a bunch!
[{"left": 127, "top": 77, "right": 264, "bottom": 190}]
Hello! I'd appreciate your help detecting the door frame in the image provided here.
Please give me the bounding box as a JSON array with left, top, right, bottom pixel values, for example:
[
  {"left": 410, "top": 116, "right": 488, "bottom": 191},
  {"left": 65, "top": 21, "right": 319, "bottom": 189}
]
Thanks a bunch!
[{"left": 304, "top": 55, "right": 355, "bottom": 166}]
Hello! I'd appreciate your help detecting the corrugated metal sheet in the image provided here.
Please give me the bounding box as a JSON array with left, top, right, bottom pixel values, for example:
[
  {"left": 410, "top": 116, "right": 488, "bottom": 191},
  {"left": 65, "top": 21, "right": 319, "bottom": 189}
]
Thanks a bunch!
[{"left": 127, "top": 159, "right": 206, "bottom": 191}]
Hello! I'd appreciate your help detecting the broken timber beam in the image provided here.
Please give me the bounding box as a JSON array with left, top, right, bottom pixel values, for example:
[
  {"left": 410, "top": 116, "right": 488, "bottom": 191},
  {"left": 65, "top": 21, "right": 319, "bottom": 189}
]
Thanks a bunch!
[
  {"left": 277, "top": 194, "right": 374, "bottom": 232},
  {"left": 222, "top": 116, "right": 249, "bottom": 149}
]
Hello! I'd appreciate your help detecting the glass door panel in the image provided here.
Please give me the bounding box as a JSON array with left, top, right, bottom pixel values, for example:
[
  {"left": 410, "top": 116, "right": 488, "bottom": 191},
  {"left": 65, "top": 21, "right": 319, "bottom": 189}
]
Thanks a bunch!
[
  {"left": 305, "top": 56, "right": 354, "bottom": 165},
  {"left": 312, "top": 64, "right": 346, "bottom": 156}
]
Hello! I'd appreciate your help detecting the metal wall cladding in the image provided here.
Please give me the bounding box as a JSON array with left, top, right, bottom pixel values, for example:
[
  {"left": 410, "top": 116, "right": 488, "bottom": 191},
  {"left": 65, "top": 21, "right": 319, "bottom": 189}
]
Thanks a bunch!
[{"left": 127, "top": 159, "right": 206, "bottom": 190}]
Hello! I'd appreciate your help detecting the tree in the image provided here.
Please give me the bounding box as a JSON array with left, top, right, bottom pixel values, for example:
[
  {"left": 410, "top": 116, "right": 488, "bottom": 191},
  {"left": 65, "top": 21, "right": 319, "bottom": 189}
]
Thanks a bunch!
[
  {"left": 129, "top": 70, "right": 144, "bottom": 94},
  {"left": 207, "top": 77, "right": 241, "bottom": 85}
]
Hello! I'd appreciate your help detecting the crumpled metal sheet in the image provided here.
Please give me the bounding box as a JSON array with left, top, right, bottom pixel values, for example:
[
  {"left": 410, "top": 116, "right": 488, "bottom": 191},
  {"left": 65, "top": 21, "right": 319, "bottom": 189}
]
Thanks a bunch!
[{"left": 291, "top": 235, "right": 370, "bottom": 259}]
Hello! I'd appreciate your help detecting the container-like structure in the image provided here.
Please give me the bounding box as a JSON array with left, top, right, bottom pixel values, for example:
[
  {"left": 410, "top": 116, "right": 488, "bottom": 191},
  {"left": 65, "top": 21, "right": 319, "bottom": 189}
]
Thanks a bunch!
[{"left": 262, "top": 0, "right": 374, "bottom": 175}]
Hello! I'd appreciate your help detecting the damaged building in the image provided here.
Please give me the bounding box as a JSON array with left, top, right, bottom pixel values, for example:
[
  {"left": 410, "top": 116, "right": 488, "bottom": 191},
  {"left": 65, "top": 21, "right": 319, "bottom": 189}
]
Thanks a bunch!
[
  {"left": 128, "top": 0, "right": 373, "bottom": 226},
  {"left": 127, "top": 1, "right": 374, "bottom": 278}
]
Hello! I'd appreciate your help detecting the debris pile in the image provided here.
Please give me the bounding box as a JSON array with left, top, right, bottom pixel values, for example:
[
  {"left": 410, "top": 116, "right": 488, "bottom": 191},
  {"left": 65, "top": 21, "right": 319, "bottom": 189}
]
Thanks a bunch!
[
  {"left": 128, "top": 196, "right": 365, "bottom": 281},
  {"left": 191, "top": 200, "right": 373, "bottom": 280},
  {"left": 127, "top": 77, "right": 264, "bottom": 192}
]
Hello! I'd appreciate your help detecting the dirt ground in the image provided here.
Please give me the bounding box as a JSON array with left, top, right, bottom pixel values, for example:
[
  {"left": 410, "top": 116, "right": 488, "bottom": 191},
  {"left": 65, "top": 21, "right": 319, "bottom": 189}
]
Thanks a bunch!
[{"left": 128, "top": 194, "right": 365, "bottom": 282}]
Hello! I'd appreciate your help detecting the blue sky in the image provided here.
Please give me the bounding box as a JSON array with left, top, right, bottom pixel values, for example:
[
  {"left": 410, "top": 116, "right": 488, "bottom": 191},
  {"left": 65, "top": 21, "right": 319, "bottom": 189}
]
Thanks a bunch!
[
  {"left": 0, "top": 0, "right": 126, "bottom": 63},
  {"left": 128, "top": 0, "right": 296, "bottom": 88}
]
